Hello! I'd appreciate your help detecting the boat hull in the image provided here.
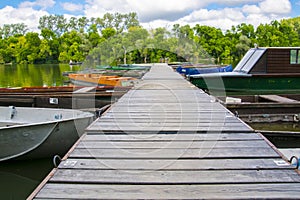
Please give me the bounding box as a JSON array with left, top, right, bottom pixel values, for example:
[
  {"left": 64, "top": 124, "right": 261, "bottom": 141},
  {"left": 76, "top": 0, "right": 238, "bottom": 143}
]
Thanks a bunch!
[
  {"left": 68, "top": 74, "right": 136, "bottom": 87},
  {"left": 177, "top": 65, "right": 232, "bottom": 76},
  {"left": 189, "top": 74, "right": 300, "bottom": 95},
  {"left": 0, "top": 108, "right": 94, "bottom": 162}
]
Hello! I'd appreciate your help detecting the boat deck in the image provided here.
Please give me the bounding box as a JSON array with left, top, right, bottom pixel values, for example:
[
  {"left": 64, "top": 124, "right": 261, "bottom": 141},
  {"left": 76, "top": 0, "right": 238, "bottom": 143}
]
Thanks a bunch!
[{"left": 29, "top": 64, "right": 300, "bottom": 199}]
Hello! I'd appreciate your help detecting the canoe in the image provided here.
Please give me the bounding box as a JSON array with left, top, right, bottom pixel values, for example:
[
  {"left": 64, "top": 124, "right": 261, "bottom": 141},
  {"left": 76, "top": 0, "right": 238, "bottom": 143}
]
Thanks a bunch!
[
  {"left": 176, "top": 64, "right": 232, "bottom": 76},
  {"left": 68, "top": 73, "right": 136, "bottom": 87},
  {"left": 0, "top": 106, "right": 94, "bottom": 161},
  {"left": 189, "top": 47, "right": 300, "bottom": 94}
]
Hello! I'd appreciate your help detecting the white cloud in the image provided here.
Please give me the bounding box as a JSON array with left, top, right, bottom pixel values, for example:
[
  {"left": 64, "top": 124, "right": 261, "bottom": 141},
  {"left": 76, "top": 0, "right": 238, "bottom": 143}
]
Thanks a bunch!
[
  {"left": 242, "top": 5, "right": 261, "bottom": 15},
  {"left": 84, "top": 0, "right": 129, "bottom": 17},
  {"left": 83, "top": 0, "right": 292, "bottom": 30},
  {"left": 259, "top": 0, "right": 291, "bottom": 14},
  {"left": 170, "top": 0, "right": 293, "bottom": 31},
  {"left": 19, "top": 0, "right": 55, "bottom": 10},
  {"left": 0, "top": 5, "right": 49, "bottom": 31},
  {"left": 61, "top": 2, "right": 83, "bottom": 12},
  {"left": 83, "top": 0, "right": 217, "bottom": 22},
  {"left": 176, "top": 8, "right": 246, "bottom": 31}
]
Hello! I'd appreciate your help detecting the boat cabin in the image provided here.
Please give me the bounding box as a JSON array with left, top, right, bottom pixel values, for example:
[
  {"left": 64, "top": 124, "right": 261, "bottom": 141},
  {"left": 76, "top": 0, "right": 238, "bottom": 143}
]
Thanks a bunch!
[{"left": 234, "top": 47, "right": 300, "bottom": 74}]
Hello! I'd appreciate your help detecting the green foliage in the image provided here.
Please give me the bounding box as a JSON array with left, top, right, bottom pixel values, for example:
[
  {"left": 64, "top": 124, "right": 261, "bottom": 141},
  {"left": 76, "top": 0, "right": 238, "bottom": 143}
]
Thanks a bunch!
[{"left": 1, "top": 13, "right": 300, "bottom": 65}]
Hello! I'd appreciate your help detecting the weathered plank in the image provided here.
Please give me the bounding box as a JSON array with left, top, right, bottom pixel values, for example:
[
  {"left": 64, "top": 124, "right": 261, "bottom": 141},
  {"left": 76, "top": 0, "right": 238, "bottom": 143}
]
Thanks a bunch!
[
  {"left": 69, "top": 147, "right": 280, "bottom": 159},
  {"left": 98, "top": 117, "right": 243, "bottom": 123},
  {"left": 59, "top": 158, "right": 293, "bottom": 170},
  {"left": 259, "top": 95, "right": 298, "bottom": 103},
  {"left": 86, "top": 125, "right": 251, "bottom": 132},
  {"left": 121, "top": 89, "right": 207, "bottom": 96},
  {"left": 94, "top": 120, "right": 245, "bottom": 127},
  {"left": 35, "top": 183, "right": 300, "bottom": 199},
  {"left": 76, "top": 140, "right": 270, "bottom": 149},
  {"left": 50, "top": 169, "right": 300, "bottom": 184},
  {"left": 83, "top": 133, "right": 262, "bottom": 141}
]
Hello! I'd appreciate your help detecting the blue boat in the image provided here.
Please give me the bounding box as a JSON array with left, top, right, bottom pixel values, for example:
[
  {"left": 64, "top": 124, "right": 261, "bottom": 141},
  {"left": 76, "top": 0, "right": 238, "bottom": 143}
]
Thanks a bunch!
[{"left": 176, "top": 64, "right": 233, "bottom": 76}]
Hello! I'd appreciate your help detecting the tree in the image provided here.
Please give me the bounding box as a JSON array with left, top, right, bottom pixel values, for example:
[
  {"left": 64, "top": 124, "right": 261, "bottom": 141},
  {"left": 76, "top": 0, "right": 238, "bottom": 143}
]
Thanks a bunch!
[
  {"left": 236, "top": 35, "right": 251, "bottom": 59},
  {"left": 0, "top": 23, "right": 28, "bottom": 38},
  {"left": 39, "top": 15, "right": 68, "bottom": 37},
  {"left": 194, "top": 25, "right": 225, "bottom": 63}
]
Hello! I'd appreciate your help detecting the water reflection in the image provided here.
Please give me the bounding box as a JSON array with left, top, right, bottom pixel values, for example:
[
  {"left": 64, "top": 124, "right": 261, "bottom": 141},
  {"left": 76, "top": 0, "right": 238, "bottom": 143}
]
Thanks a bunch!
[
  {"left": 0, "top": 159, "right": 53, "bottom": 199},
  {"left": 0, "top": 64, "right": 81, "bottom": 87},
  {"left": 249, "top": 122, "right": 300, "bottom": 132}
]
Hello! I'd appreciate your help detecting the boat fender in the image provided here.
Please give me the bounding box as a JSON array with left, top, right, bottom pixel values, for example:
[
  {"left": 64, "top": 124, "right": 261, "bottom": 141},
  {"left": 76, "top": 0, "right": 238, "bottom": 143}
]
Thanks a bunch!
[
  {"left": 9, "top": 106, "right": 16, "bottom": 119},
  {"left": 234, "top": 111, "right": 239, "bottom": 118},
  {"left": 293, "top": 114, "right": 300, "bottom": 122},
  {"left": 289, "top": 156, "right": 299, "bottom": 169},
  {"left": 53, "top": 155, "right": 62, "bottom": 168}
]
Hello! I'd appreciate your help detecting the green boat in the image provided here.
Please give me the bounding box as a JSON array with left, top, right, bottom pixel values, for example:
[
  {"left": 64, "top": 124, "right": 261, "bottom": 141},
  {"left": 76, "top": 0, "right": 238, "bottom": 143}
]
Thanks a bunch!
[{"left": 189, "top": 47, "right": 300, "bottom": 95}]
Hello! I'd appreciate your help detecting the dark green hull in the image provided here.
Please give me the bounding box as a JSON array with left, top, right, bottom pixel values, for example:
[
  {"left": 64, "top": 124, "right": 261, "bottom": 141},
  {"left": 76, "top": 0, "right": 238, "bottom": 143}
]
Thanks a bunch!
[{"left": 189, "top": 75, "right": 300, "bottom": 95}]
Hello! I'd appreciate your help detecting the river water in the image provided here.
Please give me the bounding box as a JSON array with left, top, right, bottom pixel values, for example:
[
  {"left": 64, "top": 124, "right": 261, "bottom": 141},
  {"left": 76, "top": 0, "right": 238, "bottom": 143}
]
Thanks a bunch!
[
  {"left": 0, "top": 64, "right": 299, "bottom": 199},
  {"left": 0, "top": 64, "right": 81, "bottom": 87},
  {"left": 0, "top": 159, "right": 53, "bottom": 199}
]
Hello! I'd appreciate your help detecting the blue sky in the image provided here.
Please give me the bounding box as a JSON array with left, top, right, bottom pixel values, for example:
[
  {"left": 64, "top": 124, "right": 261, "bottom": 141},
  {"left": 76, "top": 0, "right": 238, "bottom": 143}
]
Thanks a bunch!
[{"left": 0, "top": 0, "right": 299, "bottom": 31}]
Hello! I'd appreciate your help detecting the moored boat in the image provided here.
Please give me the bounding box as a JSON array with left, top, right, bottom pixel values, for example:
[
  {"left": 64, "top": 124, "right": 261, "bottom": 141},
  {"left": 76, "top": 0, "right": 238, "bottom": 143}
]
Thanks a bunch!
[
  {"left": 0, "top": 86, "right": 129, "bottom": 109},
  {"left": 68, "top": 73, "right": 137, "bottom": 87},
  {"left": 189, "top": 47, "right": 300, "bottom": 94},
  {"left": 176, "top": 64, "right": 232, "bottom": 76},
  {"left": 0, "top": 106, "right": 94, "bottom": 161}
]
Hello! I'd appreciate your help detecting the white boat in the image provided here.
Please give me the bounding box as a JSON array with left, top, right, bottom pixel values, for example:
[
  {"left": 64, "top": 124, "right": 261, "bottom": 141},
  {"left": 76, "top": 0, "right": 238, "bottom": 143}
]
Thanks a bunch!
[{"left": 0, "top": 106, "right": 94, "bottom": 162}]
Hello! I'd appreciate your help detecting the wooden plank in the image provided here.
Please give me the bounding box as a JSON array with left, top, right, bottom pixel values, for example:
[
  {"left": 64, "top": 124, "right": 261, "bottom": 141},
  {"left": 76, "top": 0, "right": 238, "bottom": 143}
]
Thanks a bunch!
[
  {"left": 95, "top": 121, "right": 246, "bottom": 127},
  {"left": 87, "top": 124, "right": 251, "bottom": 132},
  {"left": 108, "top": 105, "right": 227, "bottom": 111},
  {"left": 94, "top": 122, "right": 246, "bottom": 127},
  {"left": 110, "top": 102, "right": 225, "bottom": 107},
  {"left": 76, "top": 140, "right": 270, "bottom": 149},
  {"left": 98, "top": 117, "right": 242, "bottom": 123},
  {"left": 59, "top": 158, "right": 293, "bottom": 170},
  {"left": 122, "top": 89, "right": 206, "bottom": 96},
  {"left": 259, "top": 95, "right": 298, "bottom": 103},
  {"left": 50, "top": 169, "right": 300, "bottom": 184},
  {"left": 133, "top": 82, "right": 195, "bottom": 90},
  {"left": 86, "top": 127, "right": 252, "bottom": 132},
  {"left": 118, "top": 95, "right": 212, "bottom": 101},
  {"left": 83, "top": 133, "right": 262, "bottom": 141},
  {"left": 35, "top": 183, "right": 300, "bottom": 199},
  {"left": 103, "top": 111, "right": 232, "bottom": 115},
  {"left": 69, "top": 147, "right": 280, "bottom": 159},
  {"left": 95, "top": 119, "right": 243, "bottom": 125},
  {"left": 101, "top": 113, "right": 236, "bottom": 119}
]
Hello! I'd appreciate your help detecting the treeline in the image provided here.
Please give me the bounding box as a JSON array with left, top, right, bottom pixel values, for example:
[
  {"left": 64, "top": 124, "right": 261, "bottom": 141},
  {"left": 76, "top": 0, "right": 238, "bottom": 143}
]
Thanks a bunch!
[{"left": 0, "top": 13, "right": 300, "bottom": 65}]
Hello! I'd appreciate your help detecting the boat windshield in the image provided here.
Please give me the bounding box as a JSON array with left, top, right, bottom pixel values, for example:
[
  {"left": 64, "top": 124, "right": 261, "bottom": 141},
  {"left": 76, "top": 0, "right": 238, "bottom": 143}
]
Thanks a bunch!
[{"left": 234, "top": 48, "right": 266, "bottom": 73}]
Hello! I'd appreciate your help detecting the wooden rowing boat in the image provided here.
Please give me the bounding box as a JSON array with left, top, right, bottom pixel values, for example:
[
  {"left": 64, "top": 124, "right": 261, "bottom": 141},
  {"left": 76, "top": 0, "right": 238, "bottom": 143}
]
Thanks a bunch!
[{"left": 68, "top": 74, "right": 136, "bottom": 87}]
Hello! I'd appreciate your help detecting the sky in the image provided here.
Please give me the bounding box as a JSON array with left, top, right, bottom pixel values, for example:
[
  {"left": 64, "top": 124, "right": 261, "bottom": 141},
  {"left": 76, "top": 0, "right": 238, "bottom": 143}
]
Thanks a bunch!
[{"left": 0, "top": 0, "right": 300, "bottom": 32}]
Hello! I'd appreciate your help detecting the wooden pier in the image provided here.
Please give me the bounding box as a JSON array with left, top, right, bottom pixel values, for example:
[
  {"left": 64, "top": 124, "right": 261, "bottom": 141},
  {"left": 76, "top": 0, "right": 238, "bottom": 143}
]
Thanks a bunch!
[{"left": 29, "top": 64, "right": 300, "bottom": 199}]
